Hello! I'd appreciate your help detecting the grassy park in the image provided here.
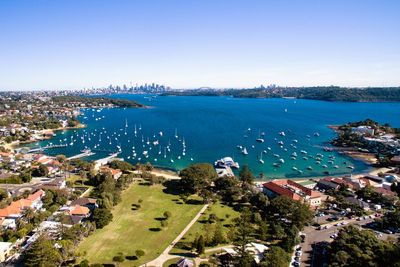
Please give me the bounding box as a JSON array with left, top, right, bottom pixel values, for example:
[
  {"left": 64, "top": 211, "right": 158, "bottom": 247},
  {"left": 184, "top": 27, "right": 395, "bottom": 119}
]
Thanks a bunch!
[
  {"left": 171, "top": 201, "right": 239, "bottom": 254},
  {"left": 77, "top": 182, "right": 203, "bottom": 266}
]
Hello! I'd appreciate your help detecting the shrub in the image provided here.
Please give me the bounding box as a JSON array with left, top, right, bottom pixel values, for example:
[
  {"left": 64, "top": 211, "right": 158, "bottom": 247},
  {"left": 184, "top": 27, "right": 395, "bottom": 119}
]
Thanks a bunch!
[
  {"left": 164, "top": 211, "right": 172, "bottom": 219},
  {"left": 135, "top": 249, "right": 145, "bottom": 257},
  {"left": 112, "top": 255, "right": 125, "bottom": 262}
]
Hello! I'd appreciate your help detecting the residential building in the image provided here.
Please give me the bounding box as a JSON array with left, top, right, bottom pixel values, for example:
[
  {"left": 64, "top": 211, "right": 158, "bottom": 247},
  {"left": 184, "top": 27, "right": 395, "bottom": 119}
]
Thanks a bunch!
[{"left": 263, "top": 179, "right": 322, "bottom": 208}]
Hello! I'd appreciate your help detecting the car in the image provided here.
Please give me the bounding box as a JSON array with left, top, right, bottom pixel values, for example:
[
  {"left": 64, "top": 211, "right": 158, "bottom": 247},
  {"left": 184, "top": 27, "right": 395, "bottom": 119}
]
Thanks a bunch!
[
  {"left": 292, "top": 262, "right": 300, "bottom": 267},
  {"left": 295, "top": 256, "right": 300, "bottom": 261},
  {"left": 296, "top": 247, "right": 302, "bottom": 251},
  {"left": 295, "top": 251, "right": 302, "bottom": 256}
]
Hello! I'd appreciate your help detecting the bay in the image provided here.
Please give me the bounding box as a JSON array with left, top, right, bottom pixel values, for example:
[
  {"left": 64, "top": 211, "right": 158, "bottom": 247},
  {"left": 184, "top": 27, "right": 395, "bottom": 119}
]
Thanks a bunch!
[{"left": 34, "top": 95, "right": 400, "bottom": 179}]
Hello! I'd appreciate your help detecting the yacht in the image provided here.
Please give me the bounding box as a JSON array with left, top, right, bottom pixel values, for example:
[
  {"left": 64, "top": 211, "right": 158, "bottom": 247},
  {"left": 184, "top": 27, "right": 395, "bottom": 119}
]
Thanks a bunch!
[
  {"left": 256, "top": 130, "right": 264, "bottom": 143},
  {"left": 242, "top": 148, "right": 248, "bottom": 155},
  {"left": 259, "top": 153, "right": 264, "bottom": 164}
]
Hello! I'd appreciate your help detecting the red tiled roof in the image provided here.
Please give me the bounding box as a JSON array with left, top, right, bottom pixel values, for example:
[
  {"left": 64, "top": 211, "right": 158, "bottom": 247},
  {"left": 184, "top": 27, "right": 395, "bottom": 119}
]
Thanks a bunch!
[
  {"left": 263, "top": 181, "right": 301, "bottom": 201},
  {"left": 70, "top": 205, "right": 90, "bottom": 216},
  {"left": 263, "top": 179, "right": 321, "bottom": 201}
]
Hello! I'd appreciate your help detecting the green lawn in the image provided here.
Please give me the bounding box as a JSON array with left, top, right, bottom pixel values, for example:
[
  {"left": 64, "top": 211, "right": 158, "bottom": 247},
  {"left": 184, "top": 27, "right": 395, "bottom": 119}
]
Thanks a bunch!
[
  {"left": 171, "top": 201, "right": 239, "bottom": 254},
  {"left": 77, "top": 182, "right": 203, "bottom": 266}
]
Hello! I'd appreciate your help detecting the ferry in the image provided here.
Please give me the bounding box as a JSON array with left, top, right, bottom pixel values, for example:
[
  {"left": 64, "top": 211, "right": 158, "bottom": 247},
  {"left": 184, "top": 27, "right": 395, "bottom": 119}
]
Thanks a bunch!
[{"left": 214, "top": 157, "right": 240, "bottom": 169}]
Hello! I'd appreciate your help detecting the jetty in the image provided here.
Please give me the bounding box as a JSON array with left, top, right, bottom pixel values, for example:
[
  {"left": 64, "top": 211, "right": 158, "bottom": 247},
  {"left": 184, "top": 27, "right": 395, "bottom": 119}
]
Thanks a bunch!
[
  {"left": 27, "top": 144, "right": 68, "bottom": 153},
  {"left": 94, "top": 152, "right": 121, "bottom": 170},
  {"left": 67, "top": 149, "right": 95, "bottom": 160}
]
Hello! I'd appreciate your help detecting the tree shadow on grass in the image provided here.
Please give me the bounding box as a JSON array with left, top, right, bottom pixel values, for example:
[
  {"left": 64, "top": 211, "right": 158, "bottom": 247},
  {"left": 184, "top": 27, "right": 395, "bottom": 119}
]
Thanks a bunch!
[
  {"left": 125, "top": 255, "right": 138, "bottom": 261},
  {"left": 169, "top": 251, "right": 197, "bottom": 258},
  {"left": 149, "top": 227, "right": 162, "bottom": 232},
  {"left": 186, "top": 199, "right": 203, "bottom": 205},
  {"left": 155, "top": 217, "right": 166, "bottom": 221}
]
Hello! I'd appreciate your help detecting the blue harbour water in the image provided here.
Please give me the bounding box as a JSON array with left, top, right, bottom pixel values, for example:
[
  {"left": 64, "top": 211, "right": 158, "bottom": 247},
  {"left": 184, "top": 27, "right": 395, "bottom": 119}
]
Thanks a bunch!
[{"left": 33, "top": 95, "right": 400, "bottom": 179}]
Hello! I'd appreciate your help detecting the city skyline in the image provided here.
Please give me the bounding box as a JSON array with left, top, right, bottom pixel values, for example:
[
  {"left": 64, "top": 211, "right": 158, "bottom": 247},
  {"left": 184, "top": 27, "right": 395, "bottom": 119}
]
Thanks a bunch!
[{"left": 1, "top": 0, "right": 399, "bottom": 90}]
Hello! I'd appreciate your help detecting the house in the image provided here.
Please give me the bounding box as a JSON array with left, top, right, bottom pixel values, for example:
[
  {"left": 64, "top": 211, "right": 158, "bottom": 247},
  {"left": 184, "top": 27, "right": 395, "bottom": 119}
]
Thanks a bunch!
[
  {"left": 352, "top": 126, "right": 375, "bottom": 136},
  {"left": 0, "top": 190, "right": 45, "bottom": 229},
  {"left": 316, "top": 179, "right": 341, "bottom": 191},
  {"left": 41, "top": 177, "right": 66, "bottom": 190},
  {"left": 263, "top": 179, "right": 322, "bottom": 208},
  {"left": 100, "top": 166, "right": 122, "bottom": 180},
  {"left": 70, "top": 198, "right": 98, "bottom": 210},
  {"left": 60, "top": 205, "right": 90, "bottom": 218},
  {"left": 346, "top": 196, "right": 370, "bottom": 210},
  {"left": 0, "top": 241, "right": 12, "bottom": 262}
]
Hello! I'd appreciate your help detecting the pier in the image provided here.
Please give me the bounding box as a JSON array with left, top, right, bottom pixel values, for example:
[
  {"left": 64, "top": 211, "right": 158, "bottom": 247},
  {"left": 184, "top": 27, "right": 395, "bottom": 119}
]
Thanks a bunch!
[
  {"left": 94, "top": 152, "right": 121, "bottom": 170},
  {"left": 27, "top": 144, "right": 68, "bottom": 153},
  {"left": 67, "top": 150, "right": 96, "bottom": 160}
]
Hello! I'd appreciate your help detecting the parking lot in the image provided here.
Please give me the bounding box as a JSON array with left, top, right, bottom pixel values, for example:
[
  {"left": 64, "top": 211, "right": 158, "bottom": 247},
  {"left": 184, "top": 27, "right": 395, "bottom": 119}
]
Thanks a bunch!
[{"left": 297, "top": 215, "right": 399, "bottom": 267}]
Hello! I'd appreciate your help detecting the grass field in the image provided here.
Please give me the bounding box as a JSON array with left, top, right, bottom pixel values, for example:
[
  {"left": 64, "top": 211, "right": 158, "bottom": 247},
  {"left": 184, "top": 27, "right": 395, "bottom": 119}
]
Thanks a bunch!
[
  {"left": 171, "top": 201, "right": 239, "bottom": 254},
  {"left": 77, "top": 182, "right": 203, "bottom": 266}
]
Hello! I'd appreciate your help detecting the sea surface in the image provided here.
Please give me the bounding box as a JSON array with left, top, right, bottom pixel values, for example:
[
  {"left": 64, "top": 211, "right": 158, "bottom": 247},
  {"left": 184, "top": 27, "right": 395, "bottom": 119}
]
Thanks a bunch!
[{"left": 32, "top": 95, "right": 400, "bottom": 179}]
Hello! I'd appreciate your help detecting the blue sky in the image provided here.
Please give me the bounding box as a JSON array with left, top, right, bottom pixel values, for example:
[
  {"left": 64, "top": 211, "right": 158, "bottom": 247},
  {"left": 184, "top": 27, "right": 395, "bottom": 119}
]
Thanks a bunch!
[{"left": 0, "top": 0, "right": 399, "bottom": 90}]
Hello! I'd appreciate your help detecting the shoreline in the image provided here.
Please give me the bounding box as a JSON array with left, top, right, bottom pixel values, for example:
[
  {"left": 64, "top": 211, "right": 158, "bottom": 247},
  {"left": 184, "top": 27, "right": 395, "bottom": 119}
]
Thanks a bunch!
[{"left": 3, "top": 123, "right": 86, "bottom": 152}]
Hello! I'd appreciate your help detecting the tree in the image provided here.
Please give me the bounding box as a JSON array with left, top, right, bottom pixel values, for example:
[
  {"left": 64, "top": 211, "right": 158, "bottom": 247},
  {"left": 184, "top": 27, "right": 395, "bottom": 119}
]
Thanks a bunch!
[
  {"left": 92, "top": 208, "right": 113, "bottom": 229},
  {"left": 22, "top": 207, "right": 35, "bottom": 224},
  {"left": 212, "top": 222, "right": 226, "bottom": 245},
  {"left": 328, "top": 225, "right": 394, "bottom": 267},
  {"left": 239, "top": 165, "right": 255, "bottom": 186},
  {"left": 195, "top": 235, "right": 205, "bottom": 254},
  {"left": 135, "top": 249, "right": 145, "bottom": 257},
  {"left": 234, "top": 208, "right": 254, "bottom": 264},
  {"left": 179, "top": 163, "right": 217, "bottom": 194},
  {"left": 261, "top": 246, "right": 290, "bottom": 267},
  {"left": 0, "top": 188, "right": 8, "bottom": 201},
  {"left": 109, "top": 160, "right": 134, "bottom": 172},
  {"left": 23, "top": 235, "right": 62, "bottom": 267},
  {"left": 32, "top": 164, "right": 49, "bottom": 177},
  {"left": 268, "top": 196, "right": 313, "bottom": 229},
  {"left": 20, "top": 170, "right": 32, "bottom": 183}
]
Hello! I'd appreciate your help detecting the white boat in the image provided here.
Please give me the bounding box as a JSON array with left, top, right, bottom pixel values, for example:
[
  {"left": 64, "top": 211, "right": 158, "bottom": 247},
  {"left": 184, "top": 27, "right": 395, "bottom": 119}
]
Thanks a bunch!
[
  {"left": 279, "top": 131, "right": 286, "bottom": 136},
  {"left": 259, "top": 153, "right": 264, "bottom": 164},
  {"left": 215, "top": 157, "right": 240, "bottom": 169},
  {"left": 256, "top": 130, "right": 264, "bottom": 143},
  {"left": 242, "top": 148, "right": 248, "bottom": 155}
]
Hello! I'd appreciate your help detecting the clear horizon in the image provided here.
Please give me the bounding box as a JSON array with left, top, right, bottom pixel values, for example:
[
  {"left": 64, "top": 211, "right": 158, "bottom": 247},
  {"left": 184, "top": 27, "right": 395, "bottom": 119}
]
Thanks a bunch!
[{"left": 1, "top": 0, "right": 399, "bottom": 90}]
